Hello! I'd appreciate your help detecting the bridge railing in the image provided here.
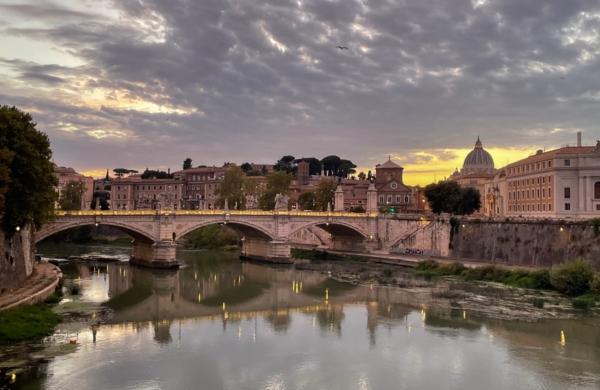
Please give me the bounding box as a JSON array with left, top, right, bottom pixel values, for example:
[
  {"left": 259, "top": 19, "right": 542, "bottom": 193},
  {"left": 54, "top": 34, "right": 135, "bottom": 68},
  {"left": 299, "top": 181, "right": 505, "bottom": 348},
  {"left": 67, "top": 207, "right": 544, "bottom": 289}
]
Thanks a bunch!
[{"left": 54, "top": 210, "right": 379, "bottom": 218}]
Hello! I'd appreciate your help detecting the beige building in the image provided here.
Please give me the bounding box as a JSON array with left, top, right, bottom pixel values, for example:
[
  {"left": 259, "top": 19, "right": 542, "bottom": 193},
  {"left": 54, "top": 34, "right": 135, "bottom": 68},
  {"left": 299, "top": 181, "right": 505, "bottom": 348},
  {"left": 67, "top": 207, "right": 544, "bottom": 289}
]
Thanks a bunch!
[
  {"left": 504, "top": 140, "right": 600, "bottom": 218},
  {"left": 111, "top": 176, "right": 184, "bottom": 210},
  {"left": 54, "top": 165, "right": 94, "bottom": 210},
  {"left": 173, "top": 166, "right": 227, "bottom": 209}
]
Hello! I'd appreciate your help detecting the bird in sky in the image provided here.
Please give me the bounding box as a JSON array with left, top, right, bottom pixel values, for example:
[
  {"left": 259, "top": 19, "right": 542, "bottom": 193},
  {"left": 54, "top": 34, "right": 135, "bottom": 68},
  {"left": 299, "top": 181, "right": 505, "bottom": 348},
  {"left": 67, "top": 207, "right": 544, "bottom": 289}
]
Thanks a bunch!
[{"left": 336, "top": 45, "right": 349, "bottom": 50}]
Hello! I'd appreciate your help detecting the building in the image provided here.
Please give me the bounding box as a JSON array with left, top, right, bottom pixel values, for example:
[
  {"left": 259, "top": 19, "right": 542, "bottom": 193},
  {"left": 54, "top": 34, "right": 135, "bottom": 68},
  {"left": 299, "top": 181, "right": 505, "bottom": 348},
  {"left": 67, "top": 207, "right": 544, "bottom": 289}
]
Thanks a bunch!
[
  {"left": 504, "top": 138, "right": 600, "bottom": 218},
  {"left": 374, "top": 157, "right": 420, "bottom": 212},
  {"left": 54, "top": 165, "right": 94, "bottom": 210},
  {"left": 173, "top": 166, "right": 227, "bottom": 209},
  {"left": 449, "top": 137, "right": 496, "bottom": 214},
  {"left": 111, "top": 176, "right": 184, "bottom": 210}
]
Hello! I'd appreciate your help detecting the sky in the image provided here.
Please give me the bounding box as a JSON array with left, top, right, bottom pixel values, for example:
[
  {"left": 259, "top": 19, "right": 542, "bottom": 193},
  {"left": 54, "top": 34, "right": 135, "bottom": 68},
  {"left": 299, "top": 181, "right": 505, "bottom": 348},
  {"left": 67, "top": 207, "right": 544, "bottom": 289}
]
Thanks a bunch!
[{"left": 1, "top": 0, "right": 599, "bottom": 185}]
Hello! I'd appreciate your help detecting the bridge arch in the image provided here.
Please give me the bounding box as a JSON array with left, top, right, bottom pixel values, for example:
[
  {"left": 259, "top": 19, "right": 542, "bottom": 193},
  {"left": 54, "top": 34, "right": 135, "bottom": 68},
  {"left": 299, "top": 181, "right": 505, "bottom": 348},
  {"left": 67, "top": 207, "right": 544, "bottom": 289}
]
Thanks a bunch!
[
  {"left": 176, "top": 220, "right": 276, "bottom": 241},
  {"left": 288, "top": 220, "right": 368, "bottom": 240},
  {"left": 35, "top": 220, "right": 156, "bottom": 244}
]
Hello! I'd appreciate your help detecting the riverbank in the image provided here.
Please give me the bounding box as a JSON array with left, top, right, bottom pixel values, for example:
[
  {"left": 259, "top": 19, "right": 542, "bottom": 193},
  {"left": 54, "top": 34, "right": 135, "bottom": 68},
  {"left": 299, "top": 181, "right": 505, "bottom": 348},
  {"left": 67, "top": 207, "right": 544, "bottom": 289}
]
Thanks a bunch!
[
  {"left": 0, "top": 262, "right": 62, "bottom": 311},
  {"left": 293, "top": 251, "right": 600, "bottom": 321}
]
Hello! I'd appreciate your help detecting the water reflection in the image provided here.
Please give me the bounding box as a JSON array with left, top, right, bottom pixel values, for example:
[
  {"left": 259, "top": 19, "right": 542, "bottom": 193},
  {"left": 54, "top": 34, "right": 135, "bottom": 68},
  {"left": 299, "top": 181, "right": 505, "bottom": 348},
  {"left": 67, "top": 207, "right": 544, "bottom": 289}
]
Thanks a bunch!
[{"left": 25, "top": 246, "right": 600, "bottom": 389}]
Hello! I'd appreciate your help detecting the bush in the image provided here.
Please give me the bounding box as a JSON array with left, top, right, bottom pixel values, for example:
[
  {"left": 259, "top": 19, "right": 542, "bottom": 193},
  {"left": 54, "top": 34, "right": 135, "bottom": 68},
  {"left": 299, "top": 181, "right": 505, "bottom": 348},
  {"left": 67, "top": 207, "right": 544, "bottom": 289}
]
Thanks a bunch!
[
  {"left": 550, "top": 259, "right": 595, "bottom": 296},
  {"left": 572, "top": 296, "right": 595, "bottom": 311}
]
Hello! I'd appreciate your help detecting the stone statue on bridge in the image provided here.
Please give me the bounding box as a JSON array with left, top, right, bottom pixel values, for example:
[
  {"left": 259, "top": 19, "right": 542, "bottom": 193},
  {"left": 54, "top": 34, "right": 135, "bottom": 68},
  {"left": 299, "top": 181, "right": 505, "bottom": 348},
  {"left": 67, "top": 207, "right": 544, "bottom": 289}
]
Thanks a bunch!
[{"left": 274, "top": 193, "right": 289, "bottom": 210}]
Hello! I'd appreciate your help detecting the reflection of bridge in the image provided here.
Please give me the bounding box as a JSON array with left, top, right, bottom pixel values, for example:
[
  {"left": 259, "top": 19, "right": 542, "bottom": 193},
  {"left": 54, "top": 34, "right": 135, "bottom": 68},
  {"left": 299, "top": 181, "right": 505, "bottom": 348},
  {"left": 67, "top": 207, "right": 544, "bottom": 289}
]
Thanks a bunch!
[{"left": 35, "top": 210, "right": 449, "bottom": 268}]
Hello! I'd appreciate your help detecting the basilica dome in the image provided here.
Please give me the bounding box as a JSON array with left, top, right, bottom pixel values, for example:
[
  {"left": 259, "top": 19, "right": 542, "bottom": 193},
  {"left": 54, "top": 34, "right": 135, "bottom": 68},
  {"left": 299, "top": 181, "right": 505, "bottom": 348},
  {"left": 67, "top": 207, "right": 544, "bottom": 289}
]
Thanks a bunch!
[{"left": 461, "top": 137, "right": 495, "bottom": 175}]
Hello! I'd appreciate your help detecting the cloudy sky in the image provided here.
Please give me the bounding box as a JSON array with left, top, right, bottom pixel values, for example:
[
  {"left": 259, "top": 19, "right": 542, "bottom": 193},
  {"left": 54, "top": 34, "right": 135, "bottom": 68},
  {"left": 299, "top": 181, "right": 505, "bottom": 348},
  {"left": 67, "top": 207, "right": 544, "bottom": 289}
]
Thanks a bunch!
[{"left": 1, "top": 0, "right": 599, "bottom": 185}]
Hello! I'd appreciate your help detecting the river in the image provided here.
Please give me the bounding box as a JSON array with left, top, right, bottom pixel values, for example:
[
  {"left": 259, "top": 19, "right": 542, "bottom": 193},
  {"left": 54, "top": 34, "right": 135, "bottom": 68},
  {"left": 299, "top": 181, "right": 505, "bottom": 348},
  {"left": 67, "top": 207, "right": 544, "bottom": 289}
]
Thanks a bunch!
[{"left": 6, "top": 244, "right": 600, "bottom": 389}]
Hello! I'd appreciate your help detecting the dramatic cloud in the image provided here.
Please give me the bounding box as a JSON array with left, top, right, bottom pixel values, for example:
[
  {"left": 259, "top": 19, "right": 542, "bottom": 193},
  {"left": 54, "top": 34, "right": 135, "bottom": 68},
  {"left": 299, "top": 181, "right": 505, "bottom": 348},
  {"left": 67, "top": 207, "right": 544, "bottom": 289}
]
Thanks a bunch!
[{"left": 1, "top": 0, "right": 600, "bottom": 184}]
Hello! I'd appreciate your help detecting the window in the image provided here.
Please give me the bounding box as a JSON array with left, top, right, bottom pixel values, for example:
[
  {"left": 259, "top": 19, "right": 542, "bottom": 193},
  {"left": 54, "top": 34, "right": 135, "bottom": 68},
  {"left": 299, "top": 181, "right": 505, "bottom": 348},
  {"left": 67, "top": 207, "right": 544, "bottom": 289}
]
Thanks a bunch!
[
  {"left": 387, "top": 195, "right": 392, "bottom": 204},
  {"left": 548, "top": 161, "right": 552, "bottom": 168},
  {"left": 396, "top": 195, "right": 401, "bottom": 203},
  {"left": 564, "top": 187, "right": 570, "bottom": 199},
  {"left": 564, "top": 203, "right": 570, "bottom": 211},
  {"left": 595, "top": 182, "right": 600, "bottom": 199},
  {"left": 597, "top": 204, "right": 600, "bottom": 211},
  {"left": 379, "top": 195, "right": 384, "bottom": 203},
  {"left": 564, "top": 159, "right": 571, "bottom": 166}
]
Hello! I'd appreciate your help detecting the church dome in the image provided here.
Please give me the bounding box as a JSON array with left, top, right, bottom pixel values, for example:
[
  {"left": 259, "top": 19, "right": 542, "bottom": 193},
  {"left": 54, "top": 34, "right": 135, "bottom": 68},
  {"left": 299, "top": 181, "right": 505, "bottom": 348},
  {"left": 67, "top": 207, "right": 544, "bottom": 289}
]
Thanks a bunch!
[{"left": 462, "top": 137, "right": 494, "bottom": 175}]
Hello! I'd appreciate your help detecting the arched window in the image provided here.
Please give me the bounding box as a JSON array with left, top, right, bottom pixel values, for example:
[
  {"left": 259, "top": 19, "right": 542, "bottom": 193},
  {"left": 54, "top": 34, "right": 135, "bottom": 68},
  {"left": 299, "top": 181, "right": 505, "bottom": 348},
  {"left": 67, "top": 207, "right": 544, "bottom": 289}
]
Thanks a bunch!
[{"left": 595, "top": 181, "right": 600, "bottom": 199}]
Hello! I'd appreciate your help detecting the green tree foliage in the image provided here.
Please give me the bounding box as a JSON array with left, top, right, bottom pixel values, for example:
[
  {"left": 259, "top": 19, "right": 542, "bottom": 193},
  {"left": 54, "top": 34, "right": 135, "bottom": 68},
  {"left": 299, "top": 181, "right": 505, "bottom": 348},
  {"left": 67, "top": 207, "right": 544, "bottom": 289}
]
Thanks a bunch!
[
  {"left": 550, "top": 259, "right": 595, "bottom": 296},
  {"left": 217, "top": 167, "right": 246, "bottom": 209},
  {"left": 183, "top": 224, "right": 239, "bottom": 249},
  {"left": 424, "top": 181, "right": 481, "bottom": 215},
  {"left": 141, "top": 169, "right": 172, "bottom": 179},
  {"left": 183, "top": 158, "right": 192, "bottom": 170},
  {"left": 274, "top": 155, "right": 296, "bottom": 173},
  {"left": 240, "top": 162, "right": 253, "bottom": 173},
  {"left": 338, "top": 159, "right": 357, "bottom": 178},
  {"left": 0, "top": 146, "right": 14, "bottom": 212},
  {"left": 315, "top": 179, "right": 337, "bottom": 211},
  {"left": 0, "top": 106, "right": 57, "bottom": 232},
  {"left": 321, "top": 155, "right": 340, "bottom": 176},
  {"left": 91, "top": 191, "right": 110, "bottom": 210},
  {"left": 259, "top": 171, "right": 293, "bottom": 210},
  {"left": 113, "top": 168, "right": 138, "bottom": 178},
  {"left": 58, "top": 180, "right": 86, "bottom": 211},
  {"left": 298, "top": 191, "right": 316, "bottom": 210}
]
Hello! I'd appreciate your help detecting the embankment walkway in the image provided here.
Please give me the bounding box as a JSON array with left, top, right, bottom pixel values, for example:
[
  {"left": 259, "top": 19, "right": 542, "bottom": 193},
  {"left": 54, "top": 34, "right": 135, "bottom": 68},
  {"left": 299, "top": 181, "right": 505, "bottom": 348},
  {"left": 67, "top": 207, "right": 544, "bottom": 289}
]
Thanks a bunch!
[{"left": 0, "top": 262, "right": 62, "bottom": 311}]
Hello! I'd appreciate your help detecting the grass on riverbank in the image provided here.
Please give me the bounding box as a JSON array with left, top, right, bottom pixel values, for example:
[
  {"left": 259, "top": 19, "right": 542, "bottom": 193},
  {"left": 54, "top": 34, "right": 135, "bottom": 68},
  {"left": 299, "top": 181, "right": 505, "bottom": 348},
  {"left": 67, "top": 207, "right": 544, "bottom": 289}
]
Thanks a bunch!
[
  {"left": 417, "top": 260, "right": 600, "bottom": 310},
  {"left": 0, "top": 305, "right": 61, "bottom": 344}
]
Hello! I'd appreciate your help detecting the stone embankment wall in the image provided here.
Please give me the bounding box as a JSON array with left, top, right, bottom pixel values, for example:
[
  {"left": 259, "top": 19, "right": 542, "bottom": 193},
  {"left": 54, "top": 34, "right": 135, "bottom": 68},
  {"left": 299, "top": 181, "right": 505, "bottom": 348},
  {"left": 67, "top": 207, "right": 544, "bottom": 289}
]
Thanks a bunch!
[
  {"left": 450, "top": 219, "right": 600, "bottom": 268},
  {"left": 0, "top": 225, "right": 34, "bottom": 293}
]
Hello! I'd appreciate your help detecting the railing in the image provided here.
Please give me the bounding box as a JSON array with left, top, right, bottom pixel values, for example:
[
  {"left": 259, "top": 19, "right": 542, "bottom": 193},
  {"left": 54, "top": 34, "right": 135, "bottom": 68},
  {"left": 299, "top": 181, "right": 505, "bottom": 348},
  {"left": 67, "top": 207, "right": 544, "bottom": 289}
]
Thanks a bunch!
[{"left": 54, "top": 210, "right": 379, "bottom": 218}]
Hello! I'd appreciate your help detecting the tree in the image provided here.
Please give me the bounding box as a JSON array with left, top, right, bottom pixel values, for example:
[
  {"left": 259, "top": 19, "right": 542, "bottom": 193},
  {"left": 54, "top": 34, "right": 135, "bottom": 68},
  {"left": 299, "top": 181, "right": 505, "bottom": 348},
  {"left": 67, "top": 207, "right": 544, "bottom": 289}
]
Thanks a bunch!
[
  {"left": 274, "top": 155, "right": 296, "bottom": 173},
  {"left": 321, "top": 155, "right": 341, "bottom": 176},
  {"left": 0, "top": 106, "right": 57, "bottom": 232},
  {"left": 240, "top": 162, "right": 253, "bottom": 173},
  {"left": 338, "top": 159, "right": 357, "bottom": 178},
  {"left": 216, "top": 167, "right": 246, "bottom": 209},
  {"left": 141, "top": 169, "right": 172, "bottom": 179},
  {"left": 297, "top": 191, "right": 316, "bottom": 210},
  {"left": 315, "top": 179, "right": 337, "bottom": 211},
  {"left": 183, "top": 158, "right": 192, "bottom": 170},
  {"left": 259, "top": 171, "right": 293, "bottom": 210},
  {"left": 113, "top": 168, "right": 138, "bottom": 178},
  {"left": 456, "top": 187, "right": 481, "bottom": 215},
  {"left": 58, "top": 180, "right": 86, "bottom": 211},
  {"left": 357, "top": 172, "right": 367, "bottom": 181},
  {"left": 424, "top": 181, "right": 481, "bottom": 215}
]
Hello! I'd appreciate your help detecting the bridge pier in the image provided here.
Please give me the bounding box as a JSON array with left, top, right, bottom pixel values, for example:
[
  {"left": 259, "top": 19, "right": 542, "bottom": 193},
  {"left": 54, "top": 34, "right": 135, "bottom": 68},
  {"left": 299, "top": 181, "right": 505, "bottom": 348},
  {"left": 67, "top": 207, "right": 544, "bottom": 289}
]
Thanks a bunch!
[
  {"left": 130, "top": 239, "right": 179, "bottom": 269},
  {"left": 241, "top": 238, "right": 292, "bottom": 263}
]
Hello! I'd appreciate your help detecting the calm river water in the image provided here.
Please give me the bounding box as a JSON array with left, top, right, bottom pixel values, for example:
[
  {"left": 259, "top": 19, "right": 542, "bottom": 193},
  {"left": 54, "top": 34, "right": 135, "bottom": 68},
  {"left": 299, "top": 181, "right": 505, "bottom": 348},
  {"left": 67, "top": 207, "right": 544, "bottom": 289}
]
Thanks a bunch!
[{"left": 11, "top": 244, "right": 600, "bottom": 389}]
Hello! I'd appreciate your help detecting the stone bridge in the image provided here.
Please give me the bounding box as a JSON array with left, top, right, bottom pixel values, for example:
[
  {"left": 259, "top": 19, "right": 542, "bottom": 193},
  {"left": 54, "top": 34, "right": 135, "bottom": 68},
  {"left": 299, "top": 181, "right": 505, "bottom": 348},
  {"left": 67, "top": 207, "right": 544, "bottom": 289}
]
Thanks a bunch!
[{"left": 35, "top": 210, "right": 449, "bottom": 268}]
